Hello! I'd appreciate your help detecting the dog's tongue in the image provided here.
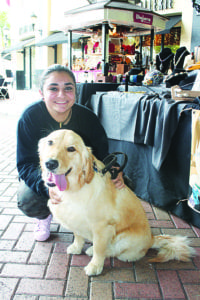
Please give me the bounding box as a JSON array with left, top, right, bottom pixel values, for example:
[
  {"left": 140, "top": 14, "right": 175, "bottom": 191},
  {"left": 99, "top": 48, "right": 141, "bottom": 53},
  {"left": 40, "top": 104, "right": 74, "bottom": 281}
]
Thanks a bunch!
[{"left": 48, "top": 172, "right": 67, "bottom": 191}]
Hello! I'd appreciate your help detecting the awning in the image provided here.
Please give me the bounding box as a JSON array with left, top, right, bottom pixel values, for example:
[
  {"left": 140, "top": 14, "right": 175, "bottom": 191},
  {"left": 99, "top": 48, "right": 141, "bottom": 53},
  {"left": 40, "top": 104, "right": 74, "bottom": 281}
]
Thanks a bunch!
[
  {"left": 1, "top": 38, "right": 35, "bottom": 55},
  {"left": 156, "top": 15, "right": 181, "bottom": 35},
  {"left": 64, "top": 0, "right": 168, "bottom": 32},
  {"left": 35, "top": 32, "right": 84, "bottom": 47}
]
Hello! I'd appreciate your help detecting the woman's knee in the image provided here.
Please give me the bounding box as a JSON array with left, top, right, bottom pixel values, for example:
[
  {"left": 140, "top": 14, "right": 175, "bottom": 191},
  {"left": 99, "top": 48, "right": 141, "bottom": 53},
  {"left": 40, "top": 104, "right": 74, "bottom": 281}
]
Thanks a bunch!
[{"left": 17, "top": 181, "right": 50, "bottom": 219}]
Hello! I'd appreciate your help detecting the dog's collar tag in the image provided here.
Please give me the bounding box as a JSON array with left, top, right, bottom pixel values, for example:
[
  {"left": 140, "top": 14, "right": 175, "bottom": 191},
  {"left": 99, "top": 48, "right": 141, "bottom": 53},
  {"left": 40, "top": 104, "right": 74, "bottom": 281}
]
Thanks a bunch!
[
  {"left": 93, "top": 162, "right": 98, "bottom": 173},
  {"left": 93, "top": 162, "right": 104, "bottom": 177}
]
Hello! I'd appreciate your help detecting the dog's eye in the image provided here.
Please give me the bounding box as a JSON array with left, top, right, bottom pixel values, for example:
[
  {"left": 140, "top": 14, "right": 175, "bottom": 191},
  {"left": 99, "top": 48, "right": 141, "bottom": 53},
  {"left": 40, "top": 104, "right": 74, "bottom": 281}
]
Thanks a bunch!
[
  {"left": 67, "top": 146, "right": 76, "bottom": 152},
  {"left": 48, "top": 140, "right": 53, "bottom": 146}
]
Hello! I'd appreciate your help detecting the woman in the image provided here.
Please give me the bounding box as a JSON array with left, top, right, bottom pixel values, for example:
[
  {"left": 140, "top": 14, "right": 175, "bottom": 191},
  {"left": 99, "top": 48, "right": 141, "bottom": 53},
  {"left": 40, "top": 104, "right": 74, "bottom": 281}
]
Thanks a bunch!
[{"left": 17, "top": 64, "right": 124, "bottom": 242}]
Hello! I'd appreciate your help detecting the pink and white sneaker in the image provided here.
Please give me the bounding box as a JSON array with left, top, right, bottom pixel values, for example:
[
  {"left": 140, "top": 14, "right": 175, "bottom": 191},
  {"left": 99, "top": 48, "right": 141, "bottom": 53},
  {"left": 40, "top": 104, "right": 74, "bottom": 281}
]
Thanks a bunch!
[{"left": 34, "top": 214, "right": 52, "bottom": 241}]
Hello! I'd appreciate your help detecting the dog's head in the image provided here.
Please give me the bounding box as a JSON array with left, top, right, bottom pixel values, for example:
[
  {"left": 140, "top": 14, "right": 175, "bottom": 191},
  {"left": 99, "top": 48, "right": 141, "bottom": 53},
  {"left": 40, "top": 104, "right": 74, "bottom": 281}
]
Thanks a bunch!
[{"left": 38, "top": 129, "right": 94, "bottom": 191}]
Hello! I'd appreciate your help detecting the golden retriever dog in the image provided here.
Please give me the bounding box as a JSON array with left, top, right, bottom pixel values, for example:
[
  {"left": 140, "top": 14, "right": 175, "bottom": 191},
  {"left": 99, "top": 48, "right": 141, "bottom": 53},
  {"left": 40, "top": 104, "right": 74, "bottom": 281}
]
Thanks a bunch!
[{"left": 39, "top": 129, "right": 195, "bottom": 276}]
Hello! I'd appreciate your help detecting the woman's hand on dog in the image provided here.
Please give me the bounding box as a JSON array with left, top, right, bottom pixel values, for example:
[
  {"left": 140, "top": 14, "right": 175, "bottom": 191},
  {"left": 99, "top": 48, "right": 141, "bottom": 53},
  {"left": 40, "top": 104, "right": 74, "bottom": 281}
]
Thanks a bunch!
[
  {"left": 112, "top": 171, "right": 125, "bottom": 189},
  {"left": 49, "top": 188, "right": 62, "bottom": 204}
]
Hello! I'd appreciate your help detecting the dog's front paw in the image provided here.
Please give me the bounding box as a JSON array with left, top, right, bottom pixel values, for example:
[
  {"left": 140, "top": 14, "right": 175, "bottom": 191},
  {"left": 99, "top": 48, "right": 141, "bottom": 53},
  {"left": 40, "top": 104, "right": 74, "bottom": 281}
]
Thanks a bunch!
[
  {"left": 84, "top": 261, "right": 103, "bottom": 276},
  {"left": 86, "top": 246, "right": 93, "bottom": 256},
  {"left": 67, "top": 243, "right": 82, "bottom": 255}
]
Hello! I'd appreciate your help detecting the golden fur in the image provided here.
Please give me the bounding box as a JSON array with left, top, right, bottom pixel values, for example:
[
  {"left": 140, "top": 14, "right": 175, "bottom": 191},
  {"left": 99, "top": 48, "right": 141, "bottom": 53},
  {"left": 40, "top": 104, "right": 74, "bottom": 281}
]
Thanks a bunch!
[{"left": 39, "top": 129, "right": 195, "bottom": 276}]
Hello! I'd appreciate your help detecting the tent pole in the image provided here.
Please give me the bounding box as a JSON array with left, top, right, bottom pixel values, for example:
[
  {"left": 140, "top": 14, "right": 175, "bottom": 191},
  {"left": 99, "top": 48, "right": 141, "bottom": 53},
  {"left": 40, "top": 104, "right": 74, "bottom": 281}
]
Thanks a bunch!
[
  {"left": 68, "top": 30, "right": 72, "bottom": 70},
  {"left": 161, "top": 34, "right": 165, "bottom": 51},
  {"left": 150, "top": 28, "right": 154, "bottom": 63},
  {"left": 102, "top": 23, "right": 109, "bottom": 76}
]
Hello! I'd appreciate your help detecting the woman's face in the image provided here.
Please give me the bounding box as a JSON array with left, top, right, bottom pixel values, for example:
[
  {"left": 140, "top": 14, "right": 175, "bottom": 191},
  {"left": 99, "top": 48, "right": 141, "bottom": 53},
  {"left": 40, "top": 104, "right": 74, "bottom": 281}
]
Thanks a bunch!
[{"left": 40, "top": 71, "right": 76, "bottom": 117}]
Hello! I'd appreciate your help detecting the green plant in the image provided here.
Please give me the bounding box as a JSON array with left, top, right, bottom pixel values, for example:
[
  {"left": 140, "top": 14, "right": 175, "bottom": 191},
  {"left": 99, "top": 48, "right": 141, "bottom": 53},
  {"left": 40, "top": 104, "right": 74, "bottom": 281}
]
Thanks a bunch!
[{"left": 0, "top": 11, "right": 10, "bottom": 48}]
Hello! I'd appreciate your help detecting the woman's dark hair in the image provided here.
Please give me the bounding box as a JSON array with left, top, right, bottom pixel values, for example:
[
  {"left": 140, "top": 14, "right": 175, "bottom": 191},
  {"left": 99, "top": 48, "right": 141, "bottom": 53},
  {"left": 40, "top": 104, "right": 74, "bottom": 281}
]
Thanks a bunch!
[{"left": 40, "top": 64, "right": 76, "bottom": 93}]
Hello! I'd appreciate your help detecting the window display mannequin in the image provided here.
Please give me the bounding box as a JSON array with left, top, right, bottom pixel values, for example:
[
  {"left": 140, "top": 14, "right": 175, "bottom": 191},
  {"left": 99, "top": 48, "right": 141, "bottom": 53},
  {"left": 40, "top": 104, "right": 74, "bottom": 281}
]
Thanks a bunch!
[{"left": 156, "top": 48, "right": 174, "bottom": 74}]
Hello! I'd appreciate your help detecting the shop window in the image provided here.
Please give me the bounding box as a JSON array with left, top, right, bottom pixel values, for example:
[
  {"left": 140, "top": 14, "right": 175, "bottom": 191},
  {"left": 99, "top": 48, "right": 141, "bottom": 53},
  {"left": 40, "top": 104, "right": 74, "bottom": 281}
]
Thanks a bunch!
[{"left": 142, "top": 27, "right": 180, "bottom": 55}]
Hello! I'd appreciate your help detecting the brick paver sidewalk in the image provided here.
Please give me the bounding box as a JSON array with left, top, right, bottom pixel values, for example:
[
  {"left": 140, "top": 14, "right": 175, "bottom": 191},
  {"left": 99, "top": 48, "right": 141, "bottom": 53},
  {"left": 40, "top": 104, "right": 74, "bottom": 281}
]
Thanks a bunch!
[{"left": 0, "top": 110, "right": 200, "bottom": 299}]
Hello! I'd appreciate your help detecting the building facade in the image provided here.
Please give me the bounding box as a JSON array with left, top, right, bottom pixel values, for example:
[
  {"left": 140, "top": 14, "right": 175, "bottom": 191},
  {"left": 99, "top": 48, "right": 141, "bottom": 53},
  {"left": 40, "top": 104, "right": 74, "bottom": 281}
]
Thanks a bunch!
[{"left": 1, "top": 0, "right": 199, "bottom": 89}]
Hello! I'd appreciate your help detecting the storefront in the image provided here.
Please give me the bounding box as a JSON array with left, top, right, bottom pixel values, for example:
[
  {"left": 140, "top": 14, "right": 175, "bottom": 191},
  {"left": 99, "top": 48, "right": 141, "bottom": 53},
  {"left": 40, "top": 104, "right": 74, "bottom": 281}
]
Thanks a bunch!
[
  {"left": 63, "top": 0, "right": 168, "bottom": 82},
  {"left": 1, "top": 38, "right": 35, "bottom": 90}
]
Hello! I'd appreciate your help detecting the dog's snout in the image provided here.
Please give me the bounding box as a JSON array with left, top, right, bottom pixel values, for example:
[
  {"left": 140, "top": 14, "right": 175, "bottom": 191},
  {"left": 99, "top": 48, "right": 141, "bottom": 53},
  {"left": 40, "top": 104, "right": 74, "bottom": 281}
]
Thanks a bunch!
[{"left": 45, "top": 159, "right": 58, "bottom": 171}]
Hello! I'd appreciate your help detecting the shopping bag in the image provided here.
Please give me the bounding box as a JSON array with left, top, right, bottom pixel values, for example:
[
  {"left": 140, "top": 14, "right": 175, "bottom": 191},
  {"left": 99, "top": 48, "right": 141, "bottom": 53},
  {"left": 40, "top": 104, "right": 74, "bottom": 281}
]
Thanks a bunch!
[{"left": 188, "top": 109, "right": 200, "bottom": 213}]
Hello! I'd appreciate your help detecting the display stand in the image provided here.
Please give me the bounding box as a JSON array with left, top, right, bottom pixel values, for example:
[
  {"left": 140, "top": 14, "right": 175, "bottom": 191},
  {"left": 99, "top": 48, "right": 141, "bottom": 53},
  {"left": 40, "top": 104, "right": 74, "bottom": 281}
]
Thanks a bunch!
[
  {"left": 173, "top": 47, "right": 190, "bottom": 70},
  {"left": 171, "top": 85, "right": 200, "bottom": 101},
  {"left": 156, "top": 48, "right": 174, "bottom": 74}
]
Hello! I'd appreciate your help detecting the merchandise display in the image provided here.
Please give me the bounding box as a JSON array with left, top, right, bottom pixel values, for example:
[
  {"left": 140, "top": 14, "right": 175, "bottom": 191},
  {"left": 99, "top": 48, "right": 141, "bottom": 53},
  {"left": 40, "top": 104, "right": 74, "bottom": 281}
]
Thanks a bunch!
[
  {"left": 72, "top": 35, "right": 139, "bottom": 82},
  {"left": 156, "top": 48, "right": 174, "bottom": 74},
  {"left": 173, "top": 47, "right": 190, "bottom": 70},
  {"left": 187, "top": 61, "right": 200, "bottom": 71},
  {"left": 164, "top": 69, "right": 188, "bottom": 87},
  {"left": 70, "top": 23, "right": 146, "bottom": 83},
  {"left": 143, "top": 70, "right": 164, "bottom": 86},
  {"left": 179, "top": 70, "right": 200, "bottom": 90},
  {"left": 164, "top": 47, "right": 191, "bottom": 87},
  {"left": 73, "top": 34, "right": 139, "bottom": 71}
]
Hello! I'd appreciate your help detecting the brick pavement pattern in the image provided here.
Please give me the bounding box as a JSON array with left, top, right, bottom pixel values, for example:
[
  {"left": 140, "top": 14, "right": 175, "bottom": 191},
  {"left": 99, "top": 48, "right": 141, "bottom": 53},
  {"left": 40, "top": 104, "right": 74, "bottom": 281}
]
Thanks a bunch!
[{"left": 0, "top": 112, "right": 200, "bottom": 300}]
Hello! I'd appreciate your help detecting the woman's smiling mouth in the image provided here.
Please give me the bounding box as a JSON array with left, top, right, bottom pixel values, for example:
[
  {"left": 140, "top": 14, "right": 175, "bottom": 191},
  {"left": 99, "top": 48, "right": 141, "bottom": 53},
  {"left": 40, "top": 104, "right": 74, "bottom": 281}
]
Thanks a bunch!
[{"left": 55, "top": 101, "right": 68, "bottom": 104}]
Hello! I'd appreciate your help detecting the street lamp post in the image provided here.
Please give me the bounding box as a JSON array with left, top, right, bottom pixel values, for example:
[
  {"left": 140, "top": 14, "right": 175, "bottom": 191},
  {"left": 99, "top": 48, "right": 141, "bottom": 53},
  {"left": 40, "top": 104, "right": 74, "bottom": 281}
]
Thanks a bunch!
[
  {"left": 3, "top": 25, "right": 9, "bottom": 48},
  {"left": 30, "top": 13, "right": 42, "bottom": 35},
  {"left": 30, "top": 13, "right": 37, "bottom": 31}
]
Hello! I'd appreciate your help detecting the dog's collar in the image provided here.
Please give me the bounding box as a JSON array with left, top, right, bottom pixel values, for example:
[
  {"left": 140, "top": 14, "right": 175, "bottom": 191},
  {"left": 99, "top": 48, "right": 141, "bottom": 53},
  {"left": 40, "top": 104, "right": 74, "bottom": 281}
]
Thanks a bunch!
[
  {"left": 93, "top": 162, "right": 107, "bottom": 176},
  {"left": 93, "top": 162, "right": 102, "bottom": 174},
  {"left": 93, "top": 160, "right": 115, "bottom": 177}
]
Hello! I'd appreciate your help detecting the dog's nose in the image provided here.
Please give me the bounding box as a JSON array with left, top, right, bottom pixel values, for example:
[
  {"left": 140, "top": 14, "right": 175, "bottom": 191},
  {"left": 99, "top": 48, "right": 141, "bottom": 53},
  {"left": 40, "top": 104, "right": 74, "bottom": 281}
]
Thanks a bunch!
[{"left": 45, "top": 159, "right": 58, "bottom": 171}]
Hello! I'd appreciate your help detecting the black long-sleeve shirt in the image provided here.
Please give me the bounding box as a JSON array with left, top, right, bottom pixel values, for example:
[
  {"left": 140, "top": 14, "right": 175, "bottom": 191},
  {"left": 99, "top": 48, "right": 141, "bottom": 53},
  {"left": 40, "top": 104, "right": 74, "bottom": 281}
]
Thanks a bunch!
[{"left": 17, "top": 100, "right": 109, "bottom": 198}]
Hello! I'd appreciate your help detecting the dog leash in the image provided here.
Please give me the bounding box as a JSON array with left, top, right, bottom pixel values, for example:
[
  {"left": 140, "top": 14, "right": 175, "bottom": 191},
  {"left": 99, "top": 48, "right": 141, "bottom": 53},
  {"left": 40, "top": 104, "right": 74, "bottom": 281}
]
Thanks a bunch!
[{"left": 93, "top": 152, "right": 128, "bottom": 179}]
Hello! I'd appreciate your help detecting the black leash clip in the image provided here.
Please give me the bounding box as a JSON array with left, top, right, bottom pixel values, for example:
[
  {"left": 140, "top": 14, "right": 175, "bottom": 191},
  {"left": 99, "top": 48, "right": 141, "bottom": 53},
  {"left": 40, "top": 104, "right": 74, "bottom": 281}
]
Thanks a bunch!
[{"left": 102, "top": 152, "right": 128, "bottom": 179}]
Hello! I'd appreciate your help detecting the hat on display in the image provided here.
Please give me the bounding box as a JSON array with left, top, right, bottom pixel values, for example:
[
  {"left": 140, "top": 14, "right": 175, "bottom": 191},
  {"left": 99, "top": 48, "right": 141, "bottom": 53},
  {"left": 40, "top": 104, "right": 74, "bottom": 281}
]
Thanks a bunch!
[
  {"left": 129, "top": 74, "right": 144, "bottom": 84},
  {"left": 143, "top": 70, "right": 164, "bottom": 86},
  {"left": 128, "top": 68, "right": 142, "bottom": 76}
]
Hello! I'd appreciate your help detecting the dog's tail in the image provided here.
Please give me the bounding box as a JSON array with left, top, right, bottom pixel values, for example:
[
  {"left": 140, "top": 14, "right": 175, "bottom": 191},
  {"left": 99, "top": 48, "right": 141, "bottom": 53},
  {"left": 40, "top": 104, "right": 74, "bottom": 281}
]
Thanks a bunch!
[{"left": 149, "top": 235, "right": 195, "bottom": 263}]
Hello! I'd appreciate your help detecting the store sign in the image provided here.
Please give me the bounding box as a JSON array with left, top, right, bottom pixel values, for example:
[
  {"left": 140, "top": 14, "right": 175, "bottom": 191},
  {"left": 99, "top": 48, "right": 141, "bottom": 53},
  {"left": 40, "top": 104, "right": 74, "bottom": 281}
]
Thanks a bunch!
[{"left": 133, "top": 12, "right": 153, "bottom": 25}]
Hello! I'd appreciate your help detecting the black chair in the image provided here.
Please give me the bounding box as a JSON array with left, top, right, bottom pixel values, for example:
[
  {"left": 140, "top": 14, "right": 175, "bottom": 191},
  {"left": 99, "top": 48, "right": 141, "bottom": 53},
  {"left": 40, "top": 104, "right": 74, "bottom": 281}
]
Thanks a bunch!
[
  {"left": 0, "top": 78, "right": 9, "bottom": 99},
  {"left": 5, "top": 69, "right": 14, "bottom": 86}
]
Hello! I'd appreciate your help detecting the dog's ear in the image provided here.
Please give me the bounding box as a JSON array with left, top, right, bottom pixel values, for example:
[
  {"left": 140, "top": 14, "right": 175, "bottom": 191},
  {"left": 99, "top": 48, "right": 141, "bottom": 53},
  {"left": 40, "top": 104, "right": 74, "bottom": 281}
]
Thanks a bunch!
[
  {"left": 38, "top": 137, "right": 48, "bottom": 173},
  {"left": 38, "top": 137, "right": 45, "bottom": 163},
  {"left": 38, "top": 136, "right": 46, "bottom": 154},
  {"left": 83, "top": 147, "right": 94, "bottom": 184}
]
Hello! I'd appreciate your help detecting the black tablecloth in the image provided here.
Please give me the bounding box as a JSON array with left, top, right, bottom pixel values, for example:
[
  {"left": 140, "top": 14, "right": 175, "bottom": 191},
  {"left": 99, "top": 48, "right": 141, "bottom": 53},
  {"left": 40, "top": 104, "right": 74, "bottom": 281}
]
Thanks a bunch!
[
  {"left": 76, "top": 82, "right": 119, "bottom": 105},
  {"left": 117, "top": 83, "right": 171, "bottom": 94},
  {"left": 86, "top": 90, "right": 200, "bottom": 228}
]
